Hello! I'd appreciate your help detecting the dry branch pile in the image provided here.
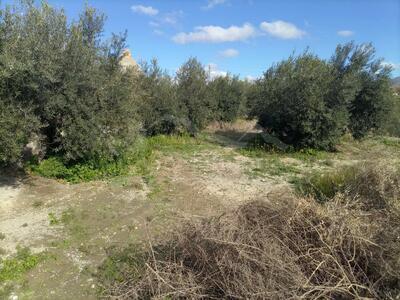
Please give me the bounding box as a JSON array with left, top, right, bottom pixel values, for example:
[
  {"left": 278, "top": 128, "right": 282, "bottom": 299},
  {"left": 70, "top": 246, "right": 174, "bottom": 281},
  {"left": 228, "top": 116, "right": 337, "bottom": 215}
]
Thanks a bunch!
[{"left": 105, "top": 165, "right": 400, "bottom": 299}]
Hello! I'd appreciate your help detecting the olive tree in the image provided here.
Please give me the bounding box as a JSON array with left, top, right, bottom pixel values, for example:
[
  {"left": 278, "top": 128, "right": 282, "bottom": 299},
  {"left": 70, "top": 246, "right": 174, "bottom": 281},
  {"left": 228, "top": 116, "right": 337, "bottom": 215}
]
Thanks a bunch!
[
  {"left": 250, "top": 52, "right": 345, "bottom": 150},
  {"left": 176, "top": 58, "right": 210, "bottom": 134}
]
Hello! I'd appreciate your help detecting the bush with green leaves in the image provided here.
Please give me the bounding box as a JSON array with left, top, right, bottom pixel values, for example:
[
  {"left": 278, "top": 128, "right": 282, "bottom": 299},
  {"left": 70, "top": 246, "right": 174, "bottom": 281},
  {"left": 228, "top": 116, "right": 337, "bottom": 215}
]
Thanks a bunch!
[
  {"left": 0, "top": 1, "right": 140, "bottom": 164},
  {"left": 330, "top": 43, "right": 393, "bottom": 139},
  {"left": 381, "top": 94, "right": 400, "bottom": 137},
  {"left": 208, "top": 75, "right": 244, "bottom": 123},
  {"left": 250, "top": 52, "right": 346, "bottom": 150},
  {"left": 250, "top": 43, "right": 393, "bottom": 150},
  {"left": 0, "top": 101, "right": 40, "bottom": 166},
  {"left": 176, "top": 58, "right": 210, "bottom": 134},
  {"left": 137, "top": 59, "right": 185, "bottom": 136}
]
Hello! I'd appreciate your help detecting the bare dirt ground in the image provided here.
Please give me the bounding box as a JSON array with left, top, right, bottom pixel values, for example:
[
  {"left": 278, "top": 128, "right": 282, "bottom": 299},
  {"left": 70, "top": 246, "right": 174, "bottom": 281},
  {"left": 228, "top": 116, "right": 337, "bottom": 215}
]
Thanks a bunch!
[{"left": 1, "top": 125, "right": 399, "bottom": 299}]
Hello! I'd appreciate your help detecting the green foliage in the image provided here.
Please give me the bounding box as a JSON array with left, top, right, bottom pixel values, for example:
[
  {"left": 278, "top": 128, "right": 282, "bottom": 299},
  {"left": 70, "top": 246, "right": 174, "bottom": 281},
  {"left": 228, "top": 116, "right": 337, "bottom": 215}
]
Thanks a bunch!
[
  {"left": 250, "top": 52, "right": 345, "bottom": 150},
  {"left": 0, "top": 1, "right": 140, "bottom": 165},
  {"left": 0, "top": 102, "right": 40, "bottom": 166},
  {"left": 48, "top": 212, "right": 60, "bottom": 225},
  {"left": 176, "top": 58, "right": 210, "bottom": 134},
  {"left": 381, "top": 94, "right": 400, "bottom": 137},
  {"left": 29, "top": 137, "right": 156, "bottom": 183},
  {"left": 137, "top": 59, "right": 184, "bottom": 136},
  {"left": 294, "top": 166, "right": 358, "bottom": 202},
  {"left": 0, "top": 247, "right": 45, "bottom": 282},
  {"left": 208, "top": 75, "right": 244, "bottom": 123},
  {"left": 250, "top": 43, "right": 393, "bottom": 149},
  {"left": 343, "top": 44, "right": 393, "bottom": 139},
  {"left": 97, "top": 245, "right": 147, "bottom": 289}
]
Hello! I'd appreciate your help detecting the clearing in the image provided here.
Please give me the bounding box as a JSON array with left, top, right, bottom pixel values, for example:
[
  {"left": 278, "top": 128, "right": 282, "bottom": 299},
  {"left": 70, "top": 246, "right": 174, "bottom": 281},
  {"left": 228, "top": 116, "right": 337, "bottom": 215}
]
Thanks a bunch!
[{"left": 1, "top": 122, "right": 399, "bottom": 299}]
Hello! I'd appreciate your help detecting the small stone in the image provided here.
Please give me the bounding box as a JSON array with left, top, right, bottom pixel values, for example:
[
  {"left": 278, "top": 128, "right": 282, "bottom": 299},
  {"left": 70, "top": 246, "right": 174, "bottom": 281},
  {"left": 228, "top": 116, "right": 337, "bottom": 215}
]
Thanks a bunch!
[{"left": 8, "top": 293, "right": 18, "bottom": 300}]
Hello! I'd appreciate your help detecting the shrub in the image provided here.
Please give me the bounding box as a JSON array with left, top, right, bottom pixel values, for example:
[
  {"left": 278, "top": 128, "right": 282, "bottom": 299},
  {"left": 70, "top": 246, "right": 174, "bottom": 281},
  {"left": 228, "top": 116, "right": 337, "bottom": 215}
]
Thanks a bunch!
[
  {"left": 176, "top": 58, "right": 210, "bottom": 134},
  {"left": 249, "top": 43, "right": 394, "bottom": 150},
  {"left": 0, "top": 1, "right": 140, "bottom": 164},
  {"left": 295, "top": 165, "right": 358, "bottom": 202},
  {"left": 250, "top": 52, "right": 346, "bottom": 150},
  {"left": 0, "top": 102, "right": 40, "bottom": 166},
  {"left": 29, "top": 137, "right": 156, "bottom": 183},
  {"left": 207, "top": 75, "right": 244, "bottom": 123},
  {"left": 346, "top": 46, "right": 393, "bottom": 139},
  {"left": 137, "top": 59, "right": 185, "bottom": 136},
  {"left": 381, "top": 93, "right": 400, "bottom": 137},
  {"left": 296, "top": 163, "right": 400, "bottom": 209}
]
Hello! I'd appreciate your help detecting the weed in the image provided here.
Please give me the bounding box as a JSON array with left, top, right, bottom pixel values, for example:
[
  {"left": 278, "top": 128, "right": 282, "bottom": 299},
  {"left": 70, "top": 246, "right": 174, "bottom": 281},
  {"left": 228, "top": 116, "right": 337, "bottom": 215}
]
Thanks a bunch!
[
  {"left": 28, "top": 136, "right": 156, "bottom": 183},
  {"left": 0, "top": 233, "right": 5, "bottom": 240},
  {"left": 97, "top": 245, "right": 147, "bottom": 293},
  {"left": 48, "top": 212, "right": 60, "bottom": 225},
  {"left": 247, "top": 157, "right": 300, "bottom": 178},
  {"left": 379, "top": 136, "right": 400, "bottom": 148},
  {"left": 32, "top": 200, "right": 43, "bottom": 208},
  {"left": 0, "top": 247, "right": 45, "bottom": 282},
  {"left": 147, "top": 134, "right": 213, "bottom": 154},
  {"left": 293, "top": 166, "right": 358, "bottom": 202},
  {"left": 60, "top": 208, "right": 75, "bottom": 225}
]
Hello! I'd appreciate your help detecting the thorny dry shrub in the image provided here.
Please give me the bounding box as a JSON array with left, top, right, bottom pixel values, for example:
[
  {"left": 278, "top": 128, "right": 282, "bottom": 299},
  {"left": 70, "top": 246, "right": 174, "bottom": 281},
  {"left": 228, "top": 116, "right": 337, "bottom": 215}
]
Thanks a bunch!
[{"left": 104, "top": 165, "right": 400, "bottom": 299}]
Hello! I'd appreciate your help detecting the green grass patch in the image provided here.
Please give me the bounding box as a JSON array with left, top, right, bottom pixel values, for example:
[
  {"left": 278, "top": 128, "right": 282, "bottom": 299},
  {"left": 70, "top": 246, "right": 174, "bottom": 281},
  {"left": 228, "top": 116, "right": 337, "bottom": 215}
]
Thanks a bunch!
[
  {"left": 378, "top": 136, "right": 400, "bottom": 148},
  {"left": 0, "top": 247, "right": 46, "bottom": 283},
  {"left": 146, "top": 134, "right": 213, "bottom": 154},
  {"left": 247, "top": 157, "right": 300, "bottom": 178},
  {"left": 48, "top": 212, "right": 60, "bottom": 225},
  {"left": 293, "top": 166, "right": 358, "bottom": 202},
  {"left": 97, "top": 245, "right": 147, "bottom": 292},
  {"left": 28, "top": 137, "right": 156, "bottom": 183},
  {"left": 28, "top": 134, "right": 211, "bottom": 183}
]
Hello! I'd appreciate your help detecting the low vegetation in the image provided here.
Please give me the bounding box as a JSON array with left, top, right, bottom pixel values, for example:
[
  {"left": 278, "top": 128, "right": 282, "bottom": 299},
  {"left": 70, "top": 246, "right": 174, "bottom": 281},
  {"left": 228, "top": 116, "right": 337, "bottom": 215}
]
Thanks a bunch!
[
  {"left": 102, "top": 163, "right": 400, "bottom": 299},
  {"left": 0, "top": 247, "right": 47, "bottom": 297}
]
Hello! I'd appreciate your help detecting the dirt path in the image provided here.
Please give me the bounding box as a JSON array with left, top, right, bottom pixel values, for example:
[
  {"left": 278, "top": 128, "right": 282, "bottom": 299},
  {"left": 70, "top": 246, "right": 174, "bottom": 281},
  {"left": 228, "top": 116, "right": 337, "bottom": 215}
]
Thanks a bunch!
[
  {"left": 6, "top": 129, "right": 396, "bottom": 299},
  {"left": 0, "top": 136, "right": 295, "bottom": 299}
]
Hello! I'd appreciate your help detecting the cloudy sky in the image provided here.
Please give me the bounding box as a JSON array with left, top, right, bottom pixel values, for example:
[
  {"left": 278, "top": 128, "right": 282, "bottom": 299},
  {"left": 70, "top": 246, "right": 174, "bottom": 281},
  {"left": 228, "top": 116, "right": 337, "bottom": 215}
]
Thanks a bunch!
[{"left": 7, "top": 0, "right": 400, "bottom": 77}]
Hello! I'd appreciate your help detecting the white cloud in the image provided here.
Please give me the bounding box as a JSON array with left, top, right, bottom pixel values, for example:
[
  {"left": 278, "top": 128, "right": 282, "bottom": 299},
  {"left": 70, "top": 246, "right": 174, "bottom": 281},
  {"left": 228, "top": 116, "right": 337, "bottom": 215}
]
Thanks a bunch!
[
  {"left": 156, "top": 10, "right": 184, "bottom": 26},
  {"left": 381, "top": 61, "right": 400, "bottom": 70},
  {"left": 149, "top": 21, "right": 160, "bottom": 27},
  {"left": 260, "top": 20, "right": 306, "bottom": 39},
  {"left": 205, "top": 63, "right": 227, "bottom": 79},
  {"left": 153, "top": 29, "right": 164, "bottom": 36},
  {"left": 203, "top": 0, "right": 227, "bottom": 10},
  {"left": 337, "top": 30, "right": 354, "bottom": 37},
  {"left": 131, "top": 5, "right": 159, "bottom": 16},
  {"left": 173, "top": 23, "right": 255, "bottom": 44},
  {"left": 219, "top": 48, "right": 239, "bottom": 58}
]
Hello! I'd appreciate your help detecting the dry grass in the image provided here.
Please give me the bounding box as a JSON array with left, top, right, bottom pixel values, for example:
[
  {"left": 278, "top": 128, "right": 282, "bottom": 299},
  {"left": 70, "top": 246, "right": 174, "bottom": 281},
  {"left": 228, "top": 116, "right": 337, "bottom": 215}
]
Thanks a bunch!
[{"left": 103, "top": 164, "right": 400, "bottom": 299}]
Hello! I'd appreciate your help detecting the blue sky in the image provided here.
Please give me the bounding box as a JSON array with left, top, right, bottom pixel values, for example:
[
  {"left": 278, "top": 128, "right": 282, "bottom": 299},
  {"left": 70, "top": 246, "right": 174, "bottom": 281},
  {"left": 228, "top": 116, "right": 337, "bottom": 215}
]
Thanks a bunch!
[{"left": 4, "top": 0, "right": 400, "bottom": 78}]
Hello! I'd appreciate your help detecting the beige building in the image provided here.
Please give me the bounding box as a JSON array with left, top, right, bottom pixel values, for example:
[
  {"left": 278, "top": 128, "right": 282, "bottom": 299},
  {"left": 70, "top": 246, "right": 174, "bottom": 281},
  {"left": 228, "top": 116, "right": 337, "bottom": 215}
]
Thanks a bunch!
[{"left": 119, "top": 49, "right": 139, "bottom": 71}]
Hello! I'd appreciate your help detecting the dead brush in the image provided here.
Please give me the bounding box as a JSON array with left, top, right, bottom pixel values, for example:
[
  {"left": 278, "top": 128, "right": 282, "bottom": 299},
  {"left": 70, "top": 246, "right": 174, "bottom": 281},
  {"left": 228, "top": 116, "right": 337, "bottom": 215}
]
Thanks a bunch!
[{"left": 105, "top": 191, "right": 400, "bottom": 299}]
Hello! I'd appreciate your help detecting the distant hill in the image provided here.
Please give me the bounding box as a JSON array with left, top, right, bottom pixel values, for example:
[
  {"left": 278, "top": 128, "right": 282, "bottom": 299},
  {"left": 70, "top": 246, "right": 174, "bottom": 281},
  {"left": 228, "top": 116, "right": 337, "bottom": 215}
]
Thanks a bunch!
[{"left": 391, "top": 76, "right": 400, "bottom": 86}]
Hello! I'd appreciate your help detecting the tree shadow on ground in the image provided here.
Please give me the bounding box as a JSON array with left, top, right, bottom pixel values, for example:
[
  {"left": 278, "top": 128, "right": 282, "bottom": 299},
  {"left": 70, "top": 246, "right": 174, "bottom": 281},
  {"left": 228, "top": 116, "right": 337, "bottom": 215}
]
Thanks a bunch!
[
  {"left": 207, "top": 130, "right": 261, "bottom": 149},
  {"left": 0, "top": 167, "right": 28, "bottom": 189}
]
